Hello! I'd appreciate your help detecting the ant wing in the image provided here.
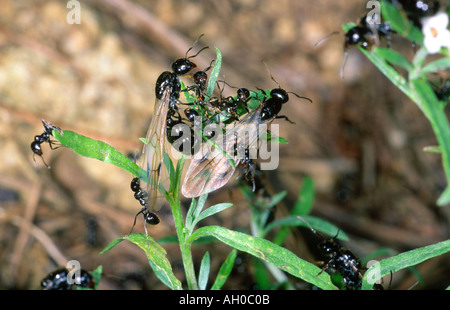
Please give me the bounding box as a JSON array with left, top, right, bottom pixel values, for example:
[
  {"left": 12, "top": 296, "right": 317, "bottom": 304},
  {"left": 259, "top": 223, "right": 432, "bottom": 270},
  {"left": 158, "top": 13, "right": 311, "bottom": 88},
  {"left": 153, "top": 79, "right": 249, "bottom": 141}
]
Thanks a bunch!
[
  {"left": 138, "top": 87, "right": 172, "bottom": 212},
  {"left": 182, "top": 105, "right": 264, "bottom": 198}
]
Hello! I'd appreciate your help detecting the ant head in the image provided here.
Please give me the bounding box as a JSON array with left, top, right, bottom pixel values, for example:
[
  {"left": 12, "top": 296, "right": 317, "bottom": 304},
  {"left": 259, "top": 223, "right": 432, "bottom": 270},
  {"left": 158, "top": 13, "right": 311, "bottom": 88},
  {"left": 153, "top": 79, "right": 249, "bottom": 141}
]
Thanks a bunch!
[
  {"left": 193, "top": 70, "right": 208, "bottom": 86},
  {"left": 237, "top": 88, "right": 250, "bottom": 101},
  {"left": 172, "top": 34, "right": 209, "bottom": 75},
  {"left": 130, "top": 177, "right": 140, "bottom": 193},
  {"left": 270, "top": 88, "right": 289, "bottom": 104},
  {"left": 261, "top": 61, "right": 312, "bottom": 104},
  {"left": 344, "top": 26, "right": 370, "bottom": 49}
]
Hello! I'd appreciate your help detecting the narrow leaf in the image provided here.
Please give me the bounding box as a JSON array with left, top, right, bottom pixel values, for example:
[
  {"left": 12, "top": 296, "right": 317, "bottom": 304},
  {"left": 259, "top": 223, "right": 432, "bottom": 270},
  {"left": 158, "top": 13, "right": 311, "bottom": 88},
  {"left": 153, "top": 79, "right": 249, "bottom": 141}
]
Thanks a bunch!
[
  {"left": 53, "top": 129, "right": 140, "bottom": 177},
  {"left": 205, "top": 48, "right": 222, "bottom": 102},
  {"left": 100, "top": 233, "right": 182, "bottom": 290},
  {"left": 211, "top": 249, "right": 237, "bottom": 290},
  {"left": 198, "top": 252, "right": 210, "bottom": 290},
  {"left": 362, "top": 239, "right": 450, "bottom": 290},
  {"left": 375, "top": 47, "right": 413, "bottom": 72},
  {"left": 188, "top": 226, "right": 337, "bottom": 290}
]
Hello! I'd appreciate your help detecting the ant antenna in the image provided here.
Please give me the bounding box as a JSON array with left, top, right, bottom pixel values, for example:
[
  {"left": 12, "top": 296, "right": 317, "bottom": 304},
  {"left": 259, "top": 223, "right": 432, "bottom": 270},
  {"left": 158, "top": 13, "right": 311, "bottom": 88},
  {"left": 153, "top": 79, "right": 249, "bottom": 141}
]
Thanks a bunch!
[
  {"left": 313, "top": 31, "right": 339, "bottom": 49},
  {"left": 296, "top": 215, "right": 341, "bottom": 240},
  {"left": 340, "top": 50, "right": 349, "bottom": 79},
  {"left": 185, "top": 34, "right": 209, "bottom": 60},
  {"left": 297, "top": 215, "right": 322, "bottom": 237},
  {"left": 288, "top": 91, "right": 313, "bottom": 103},
  {"left": 261, "top": 61, "right": 313, "bottom": 103},
  {"left": 261, "top": 60, "right": 282, "bottom": 89}
]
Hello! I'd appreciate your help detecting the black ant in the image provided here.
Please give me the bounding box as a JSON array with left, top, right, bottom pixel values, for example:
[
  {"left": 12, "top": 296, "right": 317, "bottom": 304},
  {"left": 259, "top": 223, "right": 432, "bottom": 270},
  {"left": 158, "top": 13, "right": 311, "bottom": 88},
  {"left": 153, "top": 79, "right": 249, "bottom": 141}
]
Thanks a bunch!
[
  {"left": 344, "top": 12, "right": 394, "bottom": 50},
  {"left": 41, "top": 267, "right": 94, "bottom": 290},
  {"left": 214, "top": 81, "right": 253, "bottom": 121},
  {"left": 298, "top": 216, "right": 363, "bottom": 290},
  {"left": 182, "top": 59, "right": 215, "bottom": 102},
  {"left": 257, "top": 65, "right": 312, "bottom": 124},
  {"left": 239, "top": 148, "right": 257, "bottom": 192},
  {"left": 341, "top": 12, "right": 395, "bottom": 77},
  {"left": 31, "top": 119, "right": 62, "bottom": 169},
  {"left": 129, "top": 177, "right": 160, "bottom": 233}
]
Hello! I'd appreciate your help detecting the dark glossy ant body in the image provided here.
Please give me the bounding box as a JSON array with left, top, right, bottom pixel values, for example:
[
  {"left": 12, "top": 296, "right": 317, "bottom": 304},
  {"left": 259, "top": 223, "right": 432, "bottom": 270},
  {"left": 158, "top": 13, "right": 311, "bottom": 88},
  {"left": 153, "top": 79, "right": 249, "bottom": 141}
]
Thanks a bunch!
[
  {"left": 31, "top": 119, "right": 62, "bottom": 169},
  {"left": 345, "top": 13, "right": 395, "bottom": 50},
  {"left": 298, "top": 216, "right": 363, "bottom": 290},
  {"left": 41, "top": 267, "right": 94, "bottom": 290},
  {"left": 240, "top": 148, "right": 257, "bottom": 191},
  {"left": 182, "top": 59, "right": 215, "bottom": 101},
  {"left": 257, "top": 73, "right": 311, "bottom": 124},
  {"left": 388, "top": 0, "right": 441, "bottom": 27},
  {"left": 130, "top": 177, "right": 160, "bottom": 229},
  {"left": 221, "top": 87, "right": 252, "bottom": 121}
]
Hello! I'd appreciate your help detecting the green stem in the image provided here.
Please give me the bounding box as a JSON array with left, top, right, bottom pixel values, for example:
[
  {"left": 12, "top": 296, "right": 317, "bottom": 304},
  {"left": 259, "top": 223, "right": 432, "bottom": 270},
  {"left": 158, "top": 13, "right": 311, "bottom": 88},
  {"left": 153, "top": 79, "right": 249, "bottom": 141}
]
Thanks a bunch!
[
  {"left": 167, "top": 155, "right": 198, "bottom": 290},
  {"left": 168, "top": 195, "right": 198, "bottom": 290}
]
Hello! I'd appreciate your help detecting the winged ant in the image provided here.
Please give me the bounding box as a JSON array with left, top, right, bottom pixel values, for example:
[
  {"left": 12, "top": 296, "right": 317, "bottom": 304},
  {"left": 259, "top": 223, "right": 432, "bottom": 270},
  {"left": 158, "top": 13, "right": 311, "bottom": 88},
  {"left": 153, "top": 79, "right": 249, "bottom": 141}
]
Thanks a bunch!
[{"left": 131, "top": 35, "right": 209, "bottom": 227}]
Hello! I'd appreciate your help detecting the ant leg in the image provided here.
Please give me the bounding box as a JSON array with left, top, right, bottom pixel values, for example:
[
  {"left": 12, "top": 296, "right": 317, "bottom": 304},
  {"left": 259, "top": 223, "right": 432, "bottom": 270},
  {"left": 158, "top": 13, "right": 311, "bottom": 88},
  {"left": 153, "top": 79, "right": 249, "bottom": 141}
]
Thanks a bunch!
[
  {"left": 275, "top": 115, "right": 296, "bottom": 124},
  {"left": 33, "top": 153, "right": 51, "bottom": 169},
  {"left": 129, "top": 207, "right": 145, "bottom": 235}
]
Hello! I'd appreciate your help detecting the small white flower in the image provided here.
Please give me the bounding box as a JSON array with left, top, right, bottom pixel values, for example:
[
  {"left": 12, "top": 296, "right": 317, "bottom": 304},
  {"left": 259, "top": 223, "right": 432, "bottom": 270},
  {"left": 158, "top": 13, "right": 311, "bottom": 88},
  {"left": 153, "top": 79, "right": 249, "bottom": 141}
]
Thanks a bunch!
[{"left": 422, "top": 12, "right": 450, "bottom": 54}]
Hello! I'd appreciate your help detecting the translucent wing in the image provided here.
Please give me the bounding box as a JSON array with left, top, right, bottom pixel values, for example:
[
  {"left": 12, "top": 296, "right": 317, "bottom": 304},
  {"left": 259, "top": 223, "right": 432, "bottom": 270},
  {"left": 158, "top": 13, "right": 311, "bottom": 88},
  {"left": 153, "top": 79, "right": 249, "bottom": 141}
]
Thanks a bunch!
[
  {"left": 138, "top": 87, "right": 172, "bottom": 211},
  {"left": 182, "top": 105, "right": 264, "bottom": 198}
]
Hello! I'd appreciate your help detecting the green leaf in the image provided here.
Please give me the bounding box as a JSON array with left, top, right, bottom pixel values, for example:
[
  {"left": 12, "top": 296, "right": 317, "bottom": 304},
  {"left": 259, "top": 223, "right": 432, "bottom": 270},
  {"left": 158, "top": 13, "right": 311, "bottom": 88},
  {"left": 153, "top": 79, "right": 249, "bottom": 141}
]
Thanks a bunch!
[
  {"left": 362, "top": 239, "right": 450, "bottom": 290},
  {"left": 252, "top": 257, "right": 272, "bottom": 289},
  {"left": 264, "top": 215, "right": 348, "bottom": 241},
  {"left": 198, "top": 252, "right": 210, "bottom": 290},
  {"left": 360, "top": 47, "right": 412, "bottom": 100},
  {"left": 292, "top": 176, "right": 315, "bottom": 215},
  {"left": 100, "top": 233, "right": 182, "bottom": 290},
  {"left": 421, "top": 57, "right": 450, "bottom": 74},
  {"left": 75, "top": 265, "right": 102, "bottom": 290},
  {"left": 165, "top": 152, "right": 176, "bottom": 192},
  {"left": 375, "top": 47, "right": 413, "bottom": 72},
  {"left": 380, "top": 0, "right": 423, "bottom": 43},
  {"left": 205, "top": 48, "right": 222, "bottom": 102},
  {"left": 185, "top": 195, "right": 207, "bottom": 233},
  {"left": 211, "top": 249, "right": 237, "bottom": 290},
  {"left": 188, "top": 226, "right": 337, "bottom": 290},
  {"left": 423, "top": 145, "right": 442, "bottom": 154},
  {"left": 180, "top": 80, "right": 196, "bottom": 104},
  {"left": 273, "top": 178, "right": 315, "bottom": 246},
  {"left": 260, "top": 132, "right": 288, "bottom": 144},
  {"left": 410, "top": 78, "right": 450, "bottom": 206},
  {"left": 52, "top": 129, "right": 140, "bottom": 177},
  {"left": 342, "top": 23, "right": 356, "bottom": 33},
  {"left": 197, "top": 203, "right": 233, "bottom": 224}
]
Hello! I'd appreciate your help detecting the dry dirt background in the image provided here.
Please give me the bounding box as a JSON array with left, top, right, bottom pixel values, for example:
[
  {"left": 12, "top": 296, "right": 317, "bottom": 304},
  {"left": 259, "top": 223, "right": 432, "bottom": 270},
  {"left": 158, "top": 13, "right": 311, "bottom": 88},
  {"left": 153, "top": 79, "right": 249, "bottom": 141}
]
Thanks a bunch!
[{"left": 0, "top": 0, "right": 449, "bottom": 290}]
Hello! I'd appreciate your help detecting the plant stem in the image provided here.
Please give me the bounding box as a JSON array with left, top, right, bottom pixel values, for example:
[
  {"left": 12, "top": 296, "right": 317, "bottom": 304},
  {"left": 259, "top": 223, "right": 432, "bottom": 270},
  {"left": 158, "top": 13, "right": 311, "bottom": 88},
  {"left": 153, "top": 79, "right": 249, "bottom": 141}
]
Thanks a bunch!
[
  {"left": 168, "top": 195, "right": 198, "bottom": 290},
  {"left": 167, "top": 156, "right": 198, "bottom": 290}
]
